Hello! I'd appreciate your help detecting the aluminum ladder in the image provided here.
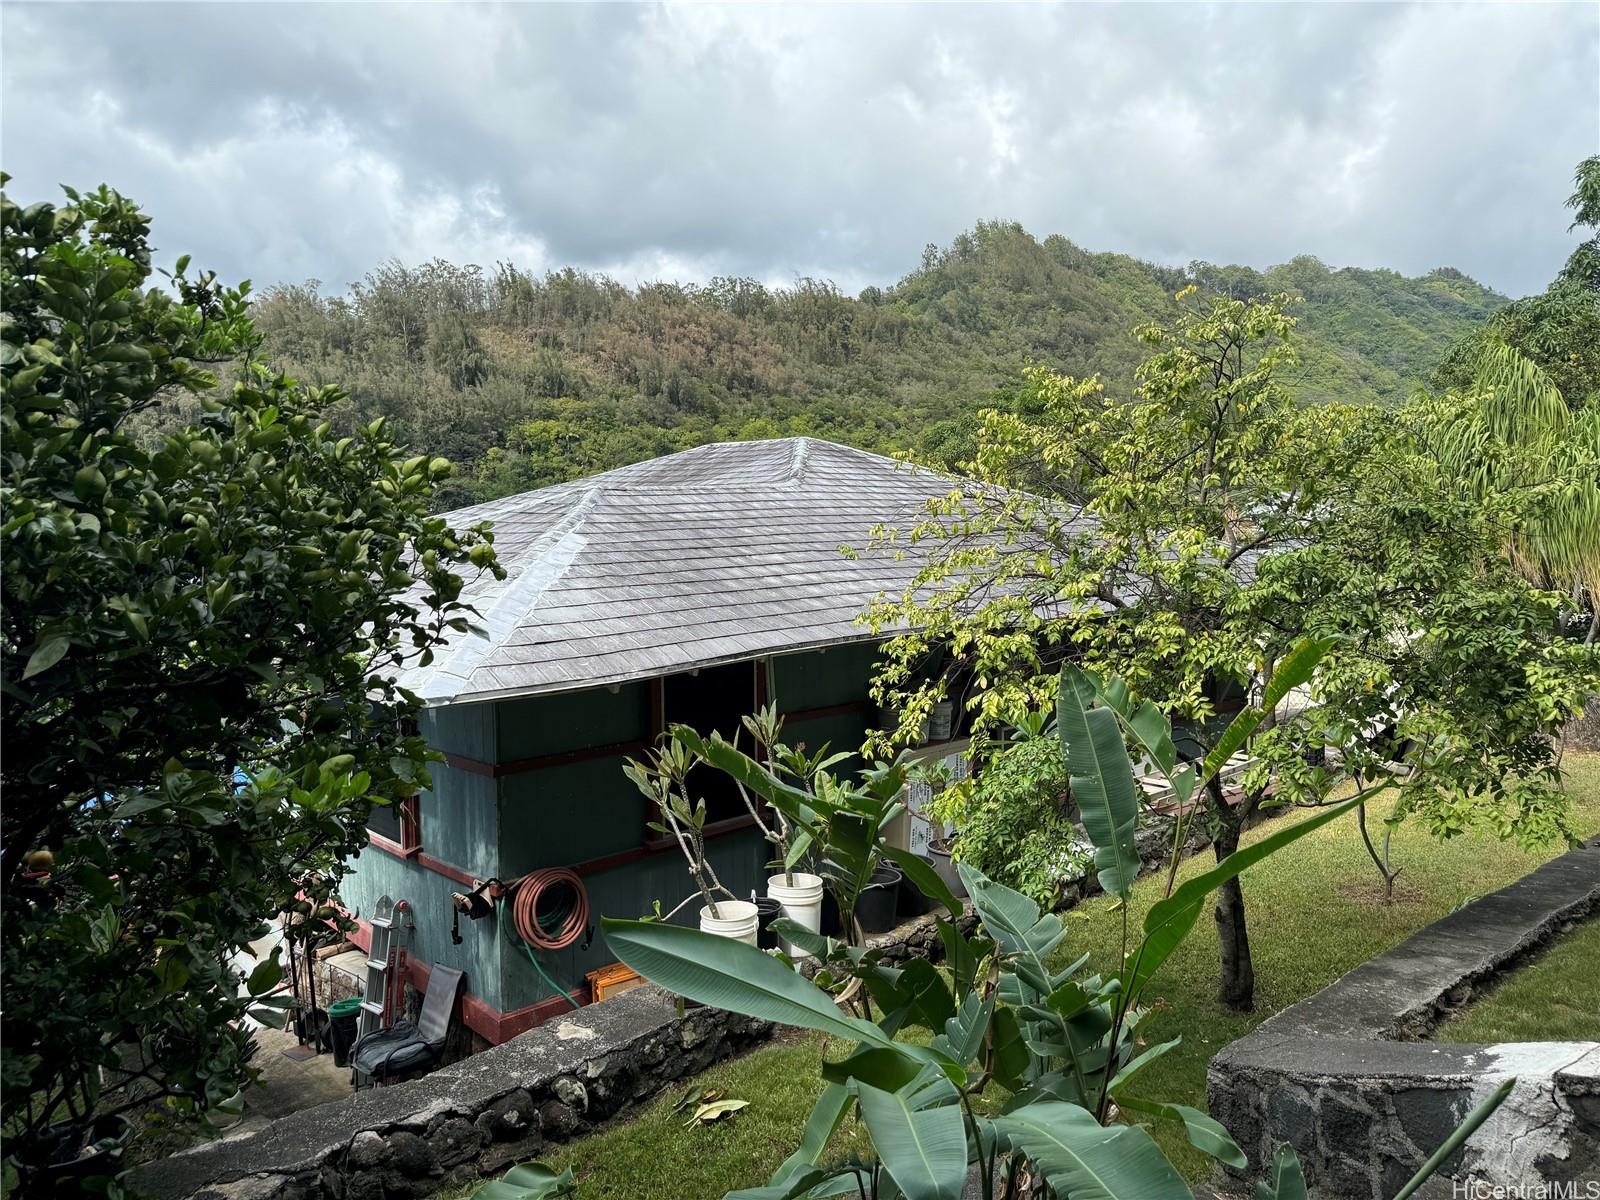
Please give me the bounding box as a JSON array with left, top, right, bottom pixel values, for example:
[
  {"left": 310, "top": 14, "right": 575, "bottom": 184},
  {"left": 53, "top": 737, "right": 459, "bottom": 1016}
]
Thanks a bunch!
[{"left": 358, "top": 895, "right": 399, "bottom": 1039}]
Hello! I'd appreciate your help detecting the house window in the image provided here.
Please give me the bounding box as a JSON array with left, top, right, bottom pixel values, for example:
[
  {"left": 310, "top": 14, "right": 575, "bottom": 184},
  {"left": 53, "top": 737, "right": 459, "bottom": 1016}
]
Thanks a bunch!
[
  {"left": 648, "top": 660, "right": 760, "bottom": 841},
  {"left": 368, "top": 795, "right": 422, "bottom": 856}
]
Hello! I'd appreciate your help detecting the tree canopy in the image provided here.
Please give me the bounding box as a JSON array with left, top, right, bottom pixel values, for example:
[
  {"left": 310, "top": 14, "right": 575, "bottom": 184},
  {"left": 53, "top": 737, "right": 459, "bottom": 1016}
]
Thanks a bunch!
[
  {"left": 0, "top": 180, "right": 500, "bottom": 1182},
  {"left": 159, "top": 223, "right": 1509, "bottom": 510},
  {"left": 857, "top": 287, "right": 1598, "bottom": 1010}
]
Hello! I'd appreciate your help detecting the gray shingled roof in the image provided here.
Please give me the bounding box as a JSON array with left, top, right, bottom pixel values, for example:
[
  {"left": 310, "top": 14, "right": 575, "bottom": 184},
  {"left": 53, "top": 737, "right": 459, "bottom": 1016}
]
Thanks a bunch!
[{"left": 402, "top": 439, "right": 960, "bottom": 706}]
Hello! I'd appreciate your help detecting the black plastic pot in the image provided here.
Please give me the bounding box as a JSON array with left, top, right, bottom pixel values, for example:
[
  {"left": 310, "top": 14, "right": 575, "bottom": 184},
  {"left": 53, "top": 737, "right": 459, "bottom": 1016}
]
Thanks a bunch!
[
  {"left": 820, "top": 886, "right": 841, "bottom": 937},
  {"left": 32, "top": 1115, "right": 132, "bottom": 1188},
  {"left": 857, "top": 864, "right": 904, "bottom": 934},
  {"left": 753, "top": 896, "right": 784, "bottom": 950},
  {"left": 896, "top": 868, "right": 931, "bottom": 918},
  {"left": 929, "top": 847, "right": 968, "bottom": 900}
]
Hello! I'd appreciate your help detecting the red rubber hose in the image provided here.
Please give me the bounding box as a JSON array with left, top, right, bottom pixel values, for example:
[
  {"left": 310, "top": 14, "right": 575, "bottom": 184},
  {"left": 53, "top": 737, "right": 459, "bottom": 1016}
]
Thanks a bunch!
[{"left": 510, "top": 868, "right": 589, "bottom": 951}]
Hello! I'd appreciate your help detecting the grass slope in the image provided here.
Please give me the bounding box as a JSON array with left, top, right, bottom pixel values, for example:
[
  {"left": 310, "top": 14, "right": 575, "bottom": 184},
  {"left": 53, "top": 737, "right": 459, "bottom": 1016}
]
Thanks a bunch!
[
  {"left": 1435, "top": 915, "right": 1600, "bottom": 1045},
  {"left": 482, "top": 754, "right": 1599, "bottom": 1197}
]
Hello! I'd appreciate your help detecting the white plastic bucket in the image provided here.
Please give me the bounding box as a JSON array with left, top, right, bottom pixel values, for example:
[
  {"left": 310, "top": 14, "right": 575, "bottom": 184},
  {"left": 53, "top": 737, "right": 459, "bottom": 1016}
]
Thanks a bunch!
[
  {"left": 699, "top": 900, "right": 760, "bottom": 946},
  {"left": 928, "top": 701, "right": 954, "bottom": 742},
  {"left": 767, "top": 872, "right": 825, "bottom": 957}
]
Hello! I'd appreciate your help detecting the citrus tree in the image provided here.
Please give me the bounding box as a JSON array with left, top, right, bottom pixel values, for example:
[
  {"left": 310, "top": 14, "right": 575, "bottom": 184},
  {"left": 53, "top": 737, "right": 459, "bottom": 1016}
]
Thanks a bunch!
[{"left": 0, "top": 179, "right": 501, "bottom": 1185}]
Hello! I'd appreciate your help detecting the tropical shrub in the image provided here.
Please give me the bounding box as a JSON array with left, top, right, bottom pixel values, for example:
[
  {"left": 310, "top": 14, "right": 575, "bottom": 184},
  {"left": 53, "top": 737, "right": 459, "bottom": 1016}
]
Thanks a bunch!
[
  {"left": 0, "top": 180, "right": 499, "bottom": 1185},
  {"left": 925, "top": 728, "right": 1083, "bottom": 906}
]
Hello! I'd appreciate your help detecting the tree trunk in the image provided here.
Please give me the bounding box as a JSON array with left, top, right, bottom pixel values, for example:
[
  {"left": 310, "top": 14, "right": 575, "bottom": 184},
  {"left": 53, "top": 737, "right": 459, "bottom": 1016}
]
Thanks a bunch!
[{"left": 1209, "top": 780, "right": 1255, "bottom": 1012}]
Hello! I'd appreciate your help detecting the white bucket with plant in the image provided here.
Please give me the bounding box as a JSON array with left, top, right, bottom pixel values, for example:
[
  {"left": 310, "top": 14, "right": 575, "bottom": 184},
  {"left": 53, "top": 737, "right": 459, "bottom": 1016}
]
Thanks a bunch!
[
  {"left": 724, "top": 705, "right": 843, "bottom": 957},
  {"left": 624, "top": 741, "right": 749, "bottom": 941},
  {"left": 765, "top": 872, "right": 824, "bottom": 954},
  {"left": 697, "top": 899, "right": 760, "bottom": 944}
]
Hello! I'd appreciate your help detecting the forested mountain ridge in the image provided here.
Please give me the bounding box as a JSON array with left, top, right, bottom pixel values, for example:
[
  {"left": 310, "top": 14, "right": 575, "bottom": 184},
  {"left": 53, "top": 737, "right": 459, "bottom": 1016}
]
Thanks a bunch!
[{"left": 244, "top": 220, "right": 1507, "bottom": 507}]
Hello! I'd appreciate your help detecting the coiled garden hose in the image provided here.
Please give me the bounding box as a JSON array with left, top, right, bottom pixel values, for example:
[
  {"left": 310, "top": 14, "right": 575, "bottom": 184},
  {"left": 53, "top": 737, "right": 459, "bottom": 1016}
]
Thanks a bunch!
[{"left": 499, "top": 868, "right": 589, "bottom": 1011}]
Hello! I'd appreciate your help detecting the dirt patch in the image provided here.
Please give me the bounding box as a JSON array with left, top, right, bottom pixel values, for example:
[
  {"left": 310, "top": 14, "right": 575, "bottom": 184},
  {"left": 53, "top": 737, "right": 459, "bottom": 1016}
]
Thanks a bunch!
[{"left": 1336, "top": 876, "right": 1426, "bottom": 908}]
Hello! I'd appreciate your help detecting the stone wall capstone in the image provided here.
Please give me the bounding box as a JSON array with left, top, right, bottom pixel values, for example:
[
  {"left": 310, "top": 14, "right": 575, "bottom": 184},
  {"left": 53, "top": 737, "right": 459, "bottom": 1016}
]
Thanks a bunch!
[
  {"left": 1208, "top": 838, "right": 1600, "bottom": 1199},
  {"left": 132, "top": 988, "right": 772, "bottom": 1200}
]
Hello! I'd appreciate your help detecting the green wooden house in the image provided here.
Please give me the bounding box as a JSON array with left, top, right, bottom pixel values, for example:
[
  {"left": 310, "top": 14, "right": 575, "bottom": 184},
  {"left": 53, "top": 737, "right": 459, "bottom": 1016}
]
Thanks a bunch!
[{"left": 342, "top": 439, "right": 963, "bottom": 1044}]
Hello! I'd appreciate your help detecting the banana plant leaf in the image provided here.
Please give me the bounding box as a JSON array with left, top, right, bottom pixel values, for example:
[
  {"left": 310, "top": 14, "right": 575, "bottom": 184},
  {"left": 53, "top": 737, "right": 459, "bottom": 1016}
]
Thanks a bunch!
[
  {"left": 1084, "top": 671, "right": 1197, "bottom": 811},
  {"left": 769, "top": 1084, "right": 854, "bottom": 1186},
  {"left": 958, "top": 862, "right": 1064, "bottom": 1000},
  {"left": 1201, "top": 637, "right": 1334, "bottom": 785},
  {"left": 993, "top": 1102, "right": 1193, "bottom": 1200},
  {"left": 1059, "top": 668, "right": 1143, "bottom": 901},
  {"left": 601, "top": 917, "right": 897, "bottom": 1049},
  {"left": 1116, "top": 1096, "right": 1247, "bottom": 1169},
  {"left": 880, "top": 843, "right": 962, "bottom": 918},
  {"left": 1126, "top": 793, "right": 1361, "bottom": 999},
  {"left": 856, "top": 1073, "right": 968, "bottom": 1200},
  {"left": 1252, "top": 1145, "right": 1308, "bottom": 1200},
  {"left": 471, "top": 1160, "right": 576, "bottom": 1200}
]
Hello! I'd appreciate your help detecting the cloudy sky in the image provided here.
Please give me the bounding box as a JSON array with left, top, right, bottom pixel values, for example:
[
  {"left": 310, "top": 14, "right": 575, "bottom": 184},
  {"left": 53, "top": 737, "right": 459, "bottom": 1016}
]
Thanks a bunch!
[{"left": 3, "top": 3, "right": 1596, "bottom": 299}]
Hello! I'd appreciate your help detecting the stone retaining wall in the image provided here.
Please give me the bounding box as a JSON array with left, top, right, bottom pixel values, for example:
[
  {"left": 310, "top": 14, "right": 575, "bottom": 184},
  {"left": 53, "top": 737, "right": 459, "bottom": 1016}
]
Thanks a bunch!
[
  {"left": 1208, "top": 839, "right": 1600, "bottom": 1198},
  {"left": 133, "top": 989, "right": 772, "bottom": 1200}
]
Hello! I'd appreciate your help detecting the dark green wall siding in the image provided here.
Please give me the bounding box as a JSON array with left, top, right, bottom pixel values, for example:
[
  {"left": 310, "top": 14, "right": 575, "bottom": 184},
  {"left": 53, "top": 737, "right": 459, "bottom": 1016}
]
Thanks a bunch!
[
  {"left": 424, "top": 765, "right": 499, "bottom": 880},
  {"left": 423, "top": 701, "right": 497, "bottom": 762},
  {"left": 340, "top": 845, "right": 508, "bottom": 1010},
  {"left": 344, "top": 643, "right": 889, "bottom": 1021},
  {"left": 498, "top": 758, "right": 648, "bottom": 870},
  {"left": 496, "top": 682, "right": 649, "bottom": 760},
  {"left": 772, "top": 642, "right": 881, "bottom": 711},
  {"left": 499, "top": 828, "right": 768, "bottom": 1007}
]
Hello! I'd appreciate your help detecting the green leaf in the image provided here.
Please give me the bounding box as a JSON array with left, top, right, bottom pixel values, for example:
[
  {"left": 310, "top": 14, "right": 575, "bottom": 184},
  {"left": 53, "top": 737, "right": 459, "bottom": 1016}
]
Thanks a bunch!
[
  {"left": 856, "top": 1073, "right": 967, "bottom": 1200},
  {"left": 1252, "top": 1145, "right": 1308, "bottom": 1200},
  {"left": 1058, "top": 668, "right": 1142, "bottom": 900},
  {"left": 601, "top": 918, "right": 898, "bottom": 1050},
  {"left": 471, "top": 1160, "right": 576, "bottom": 1200},
  {"left": 1117, "top": 1097, "right": 1246, "bottom": 1169},
  {"left": 958, "top": 862, "right": 1063, "bottom": 998},
  {"left": 113, "top": 792, "right": 169, "bottom": 818},
  {"left": 21, "top": 635, "right": 69, "bottom": 680},
  {"left": 1130, "top": 795, "right": 1361, "bottom": 999},
  {"left": 881, "top": 844, "right": 962, "bottom": 919},
  {"left": 154, "top": 954, "right": 189, "bottom": 994},
  {"left": 989, "top": 1005, "right": 1032, "bottom": 1092},
  {"left": 247, "top": 955, "right": 283, "bottom": 994},
  {"left": 993, "top": 1102, "right": 1192, "bottom": 1200},
  {"left": 1202, "top": 637, "right": 1334, "bottom": 784},
  {"left": 771, "top": 1085, "right": 854, "bottom": 1185},
  {"left": 1107, "top": 1036, "right": 1181, "bottom": 1092},
  {"left": 821, "top": 1045, "right": 925, "bottom": 1092}
]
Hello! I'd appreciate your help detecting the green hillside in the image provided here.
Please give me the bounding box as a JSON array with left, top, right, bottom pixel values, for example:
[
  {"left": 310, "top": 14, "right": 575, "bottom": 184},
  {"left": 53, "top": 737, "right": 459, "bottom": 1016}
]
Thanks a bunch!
[{"left": 243, "top": 220, "right": 1506, "bottom": 507}]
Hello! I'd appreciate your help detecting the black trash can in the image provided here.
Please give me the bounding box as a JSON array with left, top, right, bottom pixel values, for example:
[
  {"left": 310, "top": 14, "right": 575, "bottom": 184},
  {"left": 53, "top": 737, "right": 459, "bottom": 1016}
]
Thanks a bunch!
[
  {"left": 328, "top": 997, "right": 362, "bottom": 1067},
  {"left": 753, "top": 896, "right": 784, "bottom": 950},
  {"left": 857, "top": 864, "right": 904, "bottom": 934}
]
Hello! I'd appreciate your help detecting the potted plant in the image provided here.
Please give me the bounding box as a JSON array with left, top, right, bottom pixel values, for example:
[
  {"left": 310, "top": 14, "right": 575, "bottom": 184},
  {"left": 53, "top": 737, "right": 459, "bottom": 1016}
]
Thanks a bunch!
[
  {"left": 726, "top": 705, "right": 847, "bottom": 956},
  {"left": 671, "top": 726, "right": 961, "bottom": 953},
  {"left": 623, "top": 741, "right": 758, "bottom": 944}
]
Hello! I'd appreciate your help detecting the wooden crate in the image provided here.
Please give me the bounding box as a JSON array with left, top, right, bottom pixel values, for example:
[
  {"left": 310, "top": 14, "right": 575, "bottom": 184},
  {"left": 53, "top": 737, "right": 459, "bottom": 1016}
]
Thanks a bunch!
[{"left": 585, "top": 962, "right": 645, "bottom": 1003}]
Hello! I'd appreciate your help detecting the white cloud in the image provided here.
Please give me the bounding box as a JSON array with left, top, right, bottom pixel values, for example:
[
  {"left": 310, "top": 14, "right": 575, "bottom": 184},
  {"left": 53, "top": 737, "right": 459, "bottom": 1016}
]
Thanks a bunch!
[{"left": 2, "top": 1, "right": 1594, "bottom": 296}]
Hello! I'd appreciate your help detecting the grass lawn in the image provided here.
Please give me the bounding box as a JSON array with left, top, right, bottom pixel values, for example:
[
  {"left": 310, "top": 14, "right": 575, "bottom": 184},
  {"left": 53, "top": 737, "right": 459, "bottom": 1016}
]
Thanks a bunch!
[
  {"left": 501, "top": 752, "right": 1600, "bottom": 1197},
  {"left": 1434, "top": 914, "right": 1600, "bottom": 1044}
]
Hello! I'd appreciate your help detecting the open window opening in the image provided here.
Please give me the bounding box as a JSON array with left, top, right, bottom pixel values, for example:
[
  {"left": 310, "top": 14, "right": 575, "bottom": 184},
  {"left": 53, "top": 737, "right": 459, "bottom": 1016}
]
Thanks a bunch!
[{"left": 650, "top": 660, "right": 760, "bottom": 841}]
